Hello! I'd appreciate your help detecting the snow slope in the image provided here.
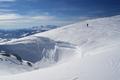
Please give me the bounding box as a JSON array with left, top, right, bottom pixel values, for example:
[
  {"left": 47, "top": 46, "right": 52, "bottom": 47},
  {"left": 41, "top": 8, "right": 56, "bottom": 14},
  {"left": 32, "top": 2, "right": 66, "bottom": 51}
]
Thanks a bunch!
[
  {"left": 0, "top": 36, "right": 79, "bottom": 74},
  {"left": 0, "top": 52, "right": 34, "bottom": 76},
  {"left": 0, "top": 15, "right": 120, "bottom": 80}
]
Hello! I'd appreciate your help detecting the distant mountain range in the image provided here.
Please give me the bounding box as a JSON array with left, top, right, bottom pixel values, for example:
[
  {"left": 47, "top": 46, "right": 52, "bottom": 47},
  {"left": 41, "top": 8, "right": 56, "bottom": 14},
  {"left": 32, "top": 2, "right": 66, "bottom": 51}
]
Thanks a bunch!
[{"left": 0, "top": 25, "right": 59, "bottom": 42}]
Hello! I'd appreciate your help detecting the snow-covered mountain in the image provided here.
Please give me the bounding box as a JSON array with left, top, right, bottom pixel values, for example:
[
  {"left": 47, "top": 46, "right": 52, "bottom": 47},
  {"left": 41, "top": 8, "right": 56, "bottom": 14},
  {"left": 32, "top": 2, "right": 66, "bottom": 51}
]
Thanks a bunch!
[
  {"left": 0, "top": 25, "right": 59, "bottom": 42},
  {"left": 0, "top": 15, "right": 120, "bottom": 80},
  {"left": 0, "top": 51, "right": 34, "bottom": 76}
]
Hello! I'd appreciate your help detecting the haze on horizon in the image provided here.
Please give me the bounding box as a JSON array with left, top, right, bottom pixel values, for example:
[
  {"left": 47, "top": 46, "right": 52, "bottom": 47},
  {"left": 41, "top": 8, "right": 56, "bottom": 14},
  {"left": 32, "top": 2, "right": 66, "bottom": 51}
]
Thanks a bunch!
[{"left": 0, "top": 0, "right": 120, "bottom": 29}]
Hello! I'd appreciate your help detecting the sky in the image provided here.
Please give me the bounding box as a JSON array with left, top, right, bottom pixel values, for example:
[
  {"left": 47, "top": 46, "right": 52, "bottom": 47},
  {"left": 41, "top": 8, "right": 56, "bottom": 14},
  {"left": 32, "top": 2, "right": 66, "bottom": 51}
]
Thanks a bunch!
[{"left": 0, "top": 0, "right": 120, "bottom": 29}]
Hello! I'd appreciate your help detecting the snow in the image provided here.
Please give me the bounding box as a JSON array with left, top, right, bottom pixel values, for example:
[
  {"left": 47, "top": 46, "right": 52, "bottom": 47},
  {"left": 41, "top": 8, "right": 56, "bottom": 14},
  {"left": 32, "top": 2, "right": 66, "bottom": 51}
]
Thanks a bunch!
[
  {"left": 0, "top": 38, "right": 8, "bottom": 43},
  {"left": 0, "top": 15, "right": 120, "bottom": 80},
  {"left": 21, "top": 33, "right": 29, "bottom": 37},
  {"left": 0, "top": 52, "right": 34, "bottom": 76}
]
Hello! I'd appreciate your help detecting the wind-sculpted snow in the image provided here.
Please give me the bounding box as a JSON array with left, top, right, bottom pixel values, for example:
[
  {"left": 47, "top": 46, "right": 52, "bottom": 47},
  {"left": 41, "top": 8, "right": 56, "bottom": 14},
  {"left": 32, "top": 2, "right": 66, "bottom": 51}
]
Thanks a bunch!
[
  {"left": 0, "top": 37, "right": 56, "bottom": 63},
  {"left": 34, "top": 41, "right": 80, "bottom": 68},
  {"left": 0, "top": 52, "right": 34, "bottom": 75},
  {"left": 0, "top": 37, "right": 79, "bottom": 63},
  {"left": 0, "top": 15, "right": 120, "bottom": 80},
  {"left": 0, "top": 36, "right": 80, "bottom": 75}
]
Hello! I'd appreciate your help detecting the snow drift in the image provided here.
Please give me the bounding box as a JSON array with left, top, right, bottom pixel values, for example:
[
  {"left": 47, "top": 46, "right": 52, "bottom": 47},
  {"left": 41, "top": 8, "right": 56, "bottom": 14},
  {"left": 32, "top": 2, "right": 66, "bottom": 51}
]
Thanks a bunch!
[
  {"left": 0, "top": 36, "right": 80, "bottom": 75},
  {"left": 0, "top": 15, "right": 120, "bottom": 80}
]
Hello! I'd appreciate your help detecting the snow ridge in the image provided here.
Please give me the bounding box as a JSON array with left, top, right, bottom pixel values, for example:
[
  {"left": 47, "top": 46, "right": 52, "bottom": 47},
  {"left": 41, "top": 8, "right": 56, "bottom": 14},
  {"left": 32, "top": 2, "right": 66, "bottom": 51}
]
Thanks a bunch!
[{"left": 0, "top": 15, "right": 120, "bottom": 80}]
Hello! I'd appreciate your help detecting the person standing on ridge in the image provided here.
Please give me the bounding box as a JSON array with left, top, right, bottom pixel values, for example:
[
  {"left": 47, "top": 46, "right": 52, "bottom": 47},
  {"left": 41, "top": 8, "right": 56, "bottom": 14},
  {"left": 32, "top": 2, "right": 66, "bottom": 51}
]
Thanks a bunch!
[{"left": 87, "top": 24, "right": 89, "bottom": 27}]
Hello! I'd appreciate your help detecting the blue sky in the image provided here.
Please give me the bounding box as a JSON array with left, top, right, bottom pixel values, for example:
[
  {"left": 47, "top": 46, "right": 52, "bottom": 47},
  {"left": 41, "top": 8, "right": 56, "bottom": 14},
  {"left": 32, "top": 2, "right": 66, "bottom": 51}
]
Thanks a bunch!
[{"left": 0, "top": 0, "right": 120, "bottom": 29}]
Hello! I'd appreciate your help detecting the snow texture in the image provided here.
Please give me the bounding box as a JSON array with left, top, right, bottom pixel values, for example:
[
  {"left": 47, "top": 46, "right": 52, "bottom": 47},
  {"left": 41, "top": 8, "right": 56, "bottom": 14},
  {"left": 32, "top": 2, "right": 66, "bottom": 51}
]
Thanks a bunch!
[{"left": 0, "top": 15, "right": 120, "bottom": 80}]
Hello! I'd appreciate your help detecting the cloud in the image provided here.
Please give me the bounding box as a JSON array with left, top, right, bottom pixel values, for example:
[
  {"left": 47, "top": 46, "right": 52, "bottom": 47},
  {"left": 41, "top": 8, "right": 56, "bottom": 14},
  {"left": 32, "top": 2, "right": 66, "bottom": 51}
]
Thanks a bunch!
[
  {"left": 0, "top": 13, "right": 64, "bottom": 29},
  {"left": 0, "top": 9, "right": 15, "bottom": 15},
  {"left": 0, "top": 0, "right": 15, "bottom": 2},
  {"left": 31, "top": 16, "right": 55, "bottom": 20},
  {"left": 0, "top": 13, "right": 56, "bottom": 21},
  {"left": 0, "top": 14, "right": 22, "bottom": 20},
  {"left": 0, "top": 13, "right": 89, "bottom": 29},
  {"left": 0, "top": 0, "right": 15, "bottom": 9}
]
